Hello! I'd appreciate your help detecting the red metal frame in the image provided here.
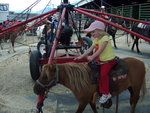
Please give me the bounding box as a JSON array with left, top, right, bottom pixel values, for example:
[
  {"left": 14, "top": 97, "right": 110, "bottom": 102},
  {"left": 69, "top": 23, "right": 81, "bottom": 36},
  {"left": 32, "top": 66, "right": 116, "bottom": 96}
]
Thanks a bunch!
[
  {"left": 79, "top": 8, "right": 150, "bottom": 25},
  {"left": 47, "top": 7, "right": 88, "bottom": 63},
  {"left": 40, "top": 6, "right": 150, "bottom": 66},
  {"left": 40, "top": 57, "right": 88, "bottom": 65},
  {"left": 0, "top": 8, "right": 58, "bottom": 35},
  {"left": 1, "top": 6, "right": 149, "bottom": 64},
  {"left": 25, "top": 12, "right": 54, "bottom": 31}
]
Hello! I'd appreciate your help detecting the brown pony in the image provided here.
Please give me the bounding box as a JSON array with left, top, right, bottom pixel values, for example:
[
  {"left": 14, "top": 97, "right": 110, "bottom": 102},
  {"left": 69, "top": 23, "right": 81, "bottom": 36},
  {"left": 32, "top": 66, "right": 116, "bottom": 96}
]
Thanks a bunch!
[
  {"left": 33, "top": 57, "right": 146, "bottom": 113},
  {"left": 0, "top": 23, "right": 26, "bottom": 53}
]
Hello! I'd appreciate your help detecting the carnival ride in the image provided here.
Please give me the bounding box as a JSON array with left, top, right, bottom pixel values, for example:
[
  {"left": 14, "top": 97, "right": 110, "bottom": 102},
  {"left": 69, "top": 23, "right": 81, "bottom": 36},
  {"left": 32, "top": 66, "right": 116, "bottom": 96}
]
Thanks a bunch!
[{"left": 0, "top": 0, "right": 150, "bottom": 112}]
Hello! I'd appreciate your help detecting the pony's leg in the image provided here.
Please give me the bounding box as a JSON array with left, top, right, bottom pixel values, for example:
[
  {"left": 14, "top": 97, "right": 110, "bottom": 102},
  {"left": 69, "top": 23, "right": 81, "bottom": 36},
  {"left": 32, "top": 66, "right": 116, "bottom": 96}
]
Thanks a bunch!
[
  {"left": 128, "top": 87, "right": 140, "bottom": 113},
  {"left": 128, "top": 87, "right": 134, "bottom": 105},
  {"left": 11, "top": 36, "right": 16, "bottom": 53},
  {"left": 0, "top": 40, "right": 3, "bottom": 50},
  {"left": 112, "top": 34, "right": 117, "bottom": 49},
  {"left": 76, "top": 103, "right": 87, "bottom": 113},
  {"left": 131, "top": 37, "right": 136, "bottom": 52},
  {"left": 90, "top": 102, "right": 98, "bottom": 113},
  {"left": 0, "top": 40, "right": 2, "bottom": 55},
  {"left": 7, "top": 40, "right": 11, "bottom": 53},
  {"left": 135, "top": 38, "right": 140, "bottom": 53},
  {"left": 0, "top": 48, "right": 2, "bottom": 56},
  {"left": 130, "top": 93, "right": 140, "bottom": 113},
  {"left": 12, "top": 41, "right": 16, "bottom": 53}
]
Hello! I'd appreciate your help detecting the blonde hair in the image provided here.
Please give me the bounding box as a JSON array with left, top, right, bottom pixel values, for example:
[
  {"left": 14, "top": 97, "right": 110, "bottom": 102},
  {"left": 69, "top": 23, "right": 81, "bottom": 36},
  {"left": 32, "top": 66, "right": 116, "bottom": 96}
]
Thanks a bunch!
[{"left": 96, "top": 29, "right": 109, "bottom": 39}]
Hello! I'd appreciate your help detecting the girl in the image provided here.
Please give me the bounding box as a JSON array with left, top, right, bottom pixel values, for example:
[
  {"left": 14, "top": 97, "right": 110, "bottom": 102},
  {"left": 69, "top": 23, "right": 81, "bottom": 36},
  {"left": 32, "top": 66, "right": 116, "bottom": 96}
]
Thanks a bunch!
[{"left": 75, "top": 20, "right": 116, "bottom": 104}]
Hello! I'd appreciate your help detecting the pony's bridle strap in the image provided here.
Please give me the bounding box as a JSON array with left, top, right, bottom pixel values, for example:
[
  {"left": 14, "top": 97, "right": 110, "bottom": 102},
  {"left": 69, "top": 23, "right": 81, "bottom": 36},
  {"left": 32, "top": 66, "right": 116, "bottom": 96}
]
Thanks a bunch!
[{"left": 36, "top": 66, "right": 59, "bottom": 89}]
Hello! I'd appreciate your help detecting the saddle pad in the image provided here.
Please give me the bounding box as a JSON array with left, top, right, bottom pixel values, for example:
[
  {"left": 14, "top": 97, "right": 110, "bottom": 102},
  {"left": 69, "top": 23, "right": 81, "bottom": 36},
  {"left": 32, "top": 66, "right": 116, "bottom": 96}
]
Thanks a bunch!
[
  {"left": 109, "top": 58, "right": 128, "bottom": 82},
  {"left": 88, "top": 58, "right": 128, "bottom": 92},
  {"left": 109, "top": 59, "right": 128, "bottom": 92}
]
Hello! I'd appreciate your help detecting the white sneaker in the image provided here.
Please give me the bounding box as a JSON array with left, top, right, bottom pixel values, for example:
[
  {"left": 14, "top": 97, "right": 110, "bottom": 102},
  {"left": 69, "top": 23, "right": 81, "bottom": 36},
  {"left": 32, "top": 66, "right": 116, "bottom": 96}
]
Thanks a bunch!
[{"left": 99, "top": 93, "right": 112, "bottom": 104}]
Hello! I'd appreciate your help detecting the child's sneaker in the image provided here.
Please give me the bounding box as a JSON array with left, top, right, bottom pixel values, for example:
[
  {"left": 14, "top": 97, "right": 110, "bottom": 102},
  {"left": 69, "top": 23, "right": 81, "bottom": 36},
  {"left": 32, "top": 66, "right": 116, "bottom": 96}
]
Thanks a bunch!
[{"left": 99, "top": 93, "right": 112, "bottom": 104}]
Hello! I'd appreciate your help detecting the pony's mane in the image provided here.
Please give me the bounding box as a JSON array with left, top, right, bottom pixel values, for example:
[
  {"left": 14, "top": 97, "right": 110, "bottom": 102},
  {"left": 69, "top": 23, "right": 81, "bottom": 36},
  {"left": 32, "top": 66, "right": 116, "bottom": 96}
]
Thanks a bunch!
[{"left": 58, "top": 63, "right": 91, "bottom": 92}]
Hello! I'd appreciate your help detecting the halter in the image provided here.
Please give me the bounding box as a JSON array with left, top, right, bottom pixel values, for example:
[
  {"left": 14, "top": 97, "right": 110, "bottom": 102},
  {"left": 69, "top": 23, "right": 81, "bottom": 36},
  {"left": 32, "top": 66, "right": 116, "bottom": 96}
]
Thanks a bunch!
[{"left": 36, "top": 66, "right": 59, "bottom": 89}]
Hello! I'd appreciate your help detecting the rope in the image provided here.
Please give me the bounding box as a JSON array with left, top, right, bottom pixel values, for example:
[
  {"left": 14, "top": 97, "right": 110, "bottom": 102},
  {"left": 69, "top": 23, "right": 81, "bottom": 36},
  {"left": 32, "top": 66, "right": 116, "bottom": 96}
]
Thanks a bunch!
[
  {"left": 15, "top": 41, "right": 37, "bottom": 48},
  {"left": 115, "top": 95, "right": 119, "bottom": 113},
  {"left": 11, "top": 0, "right": 41, "bottom": 21},
  {"left": 41, "top": 0, "right": 52, "bottom": 13}
]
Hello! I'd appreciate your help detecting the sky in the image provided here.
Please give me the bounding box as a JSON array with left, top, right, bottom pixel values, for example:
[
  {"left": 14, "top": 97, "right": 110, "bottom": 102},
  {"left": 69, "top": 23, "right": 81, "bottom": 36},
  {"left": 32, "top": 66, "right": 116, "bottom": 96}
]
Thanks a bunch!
[{"left": 0, "top": 0, "right": 80, "bottom": 12}]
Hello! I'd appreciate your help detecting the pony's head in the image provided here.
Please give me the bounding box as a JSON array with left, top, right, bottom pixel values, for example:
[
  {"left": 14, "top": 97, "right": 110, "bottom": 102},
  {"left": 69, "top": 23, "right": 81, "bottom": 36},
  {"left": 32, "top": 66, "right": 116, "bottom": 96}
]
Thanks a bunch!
[{"left": 33, "top": 63, "right": 58, "bottom": 95}]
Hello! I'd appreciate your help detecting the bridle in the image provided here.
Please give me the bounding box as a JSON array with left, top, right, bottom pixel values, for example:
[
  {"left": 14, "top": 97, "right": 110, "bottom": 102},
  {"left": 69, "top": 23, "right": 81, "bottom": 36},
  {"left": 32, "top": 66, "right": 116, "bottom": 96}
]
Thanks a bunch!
[{"left": 36, "top": 66, "right": 59, "bottom": 89}]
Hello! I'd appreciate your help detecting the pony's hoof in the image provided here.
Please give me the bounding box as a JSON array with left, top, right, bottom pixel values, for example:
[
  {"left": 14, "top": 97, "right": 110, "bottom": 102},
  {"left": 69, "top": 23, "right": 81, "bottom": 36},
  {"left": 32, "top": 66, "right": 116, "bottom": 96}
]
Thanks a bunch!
[{"left": 100, "top": 99, "right": 112, "bottom": 109}]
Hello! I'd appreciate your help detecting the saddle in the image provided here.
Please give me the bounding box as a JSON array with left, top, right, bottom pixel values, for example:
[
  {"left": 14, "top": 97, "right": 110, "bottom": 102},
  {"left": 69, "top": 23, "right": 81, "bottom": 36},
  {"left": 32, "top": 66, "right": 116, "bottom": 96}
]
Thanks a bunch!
[{"left": 88, "top": 57, "right": 128, "bottom": 93}]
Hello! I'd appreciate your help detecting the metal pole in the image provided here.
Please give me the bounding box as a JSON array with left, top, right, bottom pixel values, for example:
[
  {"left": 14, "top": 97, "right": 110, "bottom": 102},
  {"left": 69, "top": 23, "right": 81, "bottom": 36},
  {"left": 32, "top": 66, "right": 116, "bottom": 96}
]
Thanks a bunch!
[{"left": 48, "top": 7, "right": 67, "bottom": 63}]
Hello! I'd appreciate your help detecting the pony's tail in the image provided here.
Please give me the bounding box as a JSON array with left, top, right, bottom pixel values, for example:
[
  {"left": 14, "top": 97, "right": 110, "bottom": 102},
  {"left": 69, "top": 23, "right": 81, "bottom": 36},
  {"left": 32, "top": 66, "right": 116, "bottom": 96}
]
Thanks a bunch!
[
  {"left": 140, "top": 64, "right": 149, "bottom": 99},
  {"left": 140, "top": 63, "right": 148, "bottom": 100},
  {"left": 140, "top": 78, "right": 147, "bottom": 100}
]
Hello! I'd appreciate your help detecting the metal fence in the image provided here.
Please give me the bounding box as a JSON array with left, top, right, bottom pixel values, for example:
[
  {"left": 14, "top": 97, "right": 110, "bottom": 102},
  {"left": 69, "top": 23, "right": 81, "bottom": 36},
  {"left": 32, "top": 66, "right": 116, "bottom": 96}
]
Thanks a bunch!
[
  {"left": 139, "top": 3, "right": 150, "bottom": 21},
  {"left": 107, "top": 2, "right": 150, "bottom": 21}
]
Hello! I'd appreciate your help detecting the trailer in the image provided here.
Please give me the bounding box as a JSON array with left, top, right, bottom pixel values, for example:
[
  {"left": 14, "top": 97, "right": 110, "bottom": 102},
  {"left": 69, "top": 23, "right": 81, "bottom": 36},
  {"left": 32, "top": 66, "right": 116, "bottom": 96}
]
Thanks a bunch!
[{"left": 0, "top": 3, "right": 9, "bottom": 23}]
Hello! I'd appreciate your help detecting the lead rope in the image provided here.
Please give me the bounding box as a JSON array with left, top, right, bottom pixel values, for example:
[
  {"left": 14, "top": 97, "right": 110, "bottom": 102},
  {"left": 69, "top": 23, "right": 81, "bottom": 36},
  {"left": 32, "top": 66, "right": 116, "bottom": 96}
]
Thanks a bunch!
[
  {"left": 115, "top": 95, "right": 119, "bottom": 113},
  {"left": 115, "top": 79, "right": 120, "bottom": 113},
  {"left": 102, "top": 107, "right": 105, "bottom": 113},
  {"left": 36, "top": 90, "right": 49, "bottom": 113},
  {"left": 36, "top": 66, "right": 59, "bottom": 113}
]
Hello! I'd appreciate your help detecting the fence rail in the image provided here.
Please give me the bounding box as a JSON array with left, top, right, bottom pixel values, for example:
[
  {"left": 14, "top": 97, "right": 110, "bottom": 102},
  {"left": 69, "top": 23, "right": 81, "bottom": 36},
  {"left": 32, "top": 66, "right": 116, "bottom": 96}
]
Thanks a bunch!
[
  {"left": 139, "top": 3, "right": 150, "bottom": 20},
  {"left": 106, "top": 3, "right": 150, "bottom": 21}
]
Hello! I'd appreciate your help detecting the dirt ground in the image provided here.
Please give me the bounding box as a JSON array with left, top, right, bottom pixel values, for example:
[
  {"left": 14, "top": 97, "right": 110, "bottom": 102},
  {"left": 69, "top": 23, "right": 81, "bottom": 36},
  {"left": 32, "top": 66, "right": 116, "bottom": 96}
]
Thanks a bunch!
[{"left": 0, "top": 32, "right": 150, "bottom": 113}]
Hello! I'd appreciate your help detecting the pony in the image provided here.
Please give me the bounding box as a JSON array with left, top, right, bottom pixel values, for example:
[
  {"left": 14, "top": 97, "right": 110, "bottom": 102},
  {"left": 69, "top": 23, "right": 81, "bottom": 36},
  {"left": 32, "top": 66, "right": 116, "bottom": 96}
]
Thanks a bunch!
[
  {"left": 0, "top": 20, "right": 26, "bottom": 53},
  {"left": 131, "top": 22, "right": 150, "bottom": 53},
  {"left": 33, "top": 57, "right": 146, "bottom": 113},
  {"left": 107, "top": 17, "right": 128, "bottom": 49},
  {"left": 0, "top": 27, "right": 18, "bottom": 53}
]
